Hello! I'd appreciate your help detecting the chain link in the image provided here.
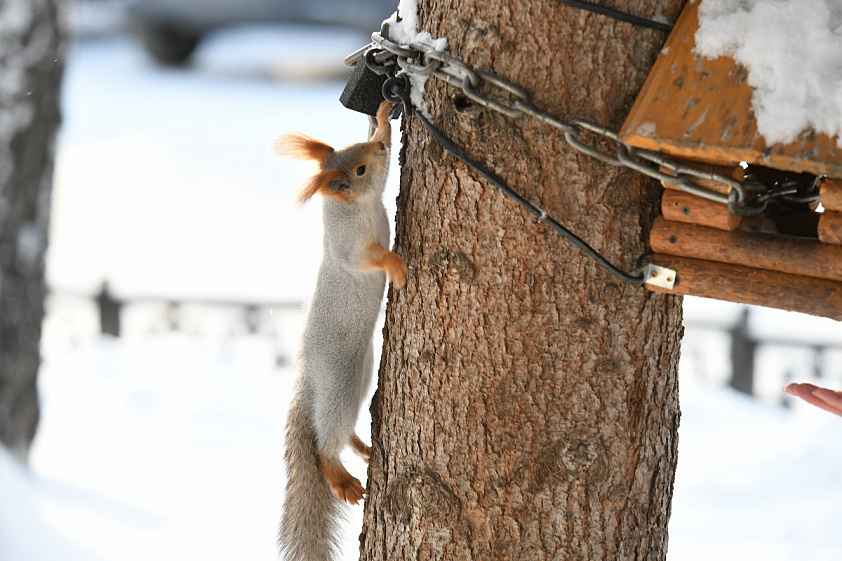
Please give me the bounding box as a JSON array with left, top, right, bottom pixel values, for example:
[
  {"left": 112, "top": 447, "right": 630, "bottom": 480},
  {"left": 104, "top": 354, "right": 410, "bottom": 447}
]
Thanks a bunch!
[{"left": 353, "top": 32, "right": 820, "bottom": 217}]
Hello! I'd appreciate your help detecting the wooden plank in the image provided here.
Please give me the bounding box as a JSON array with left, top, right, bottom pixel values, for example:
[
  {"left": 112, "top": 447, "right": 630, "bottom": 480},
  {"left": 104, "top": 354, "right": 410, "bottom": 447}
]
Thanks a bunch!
[
  {"left": 620, "top": 0, "right": 842, "bottom": 178},
  {"left": 819, "top": 211, "right": 842, "bottom": 245},
  {"left": 661, "top": 190, "right": 741, "bottom": 230},
  {"left": 659, "top": 160, "right": 740, "bottom": 196},
  {"left": 649, "top": 216, "right": 842, "bottom": 282},
  {"left": 647, "top": 254, "right": 842, "bottom": 321},
  {"left": 821, "top": 178, "right": 842, "bottom": 211}
]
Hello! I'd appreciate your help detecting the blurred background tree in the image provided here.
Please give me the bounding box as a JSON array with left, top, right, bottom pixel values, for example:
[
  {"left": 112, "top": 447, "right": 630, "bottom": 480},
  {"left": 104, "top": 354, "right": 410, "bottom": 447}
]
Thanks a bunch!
[{"left": 0, "top": 0, "right": 66, "bottom": 460}]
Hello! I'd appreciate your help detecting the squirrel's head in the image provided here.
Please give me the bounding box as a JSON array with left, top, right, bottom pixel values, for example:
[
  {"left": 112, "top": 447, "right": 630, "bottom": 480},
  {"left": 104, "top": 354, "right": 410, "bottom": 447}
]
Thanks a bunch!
[
  {"left": 276, "top": 101, "right": 393, "bottom": 205},
  {"left": 276, "top": 134, "right": 389, "bottom": 205}
]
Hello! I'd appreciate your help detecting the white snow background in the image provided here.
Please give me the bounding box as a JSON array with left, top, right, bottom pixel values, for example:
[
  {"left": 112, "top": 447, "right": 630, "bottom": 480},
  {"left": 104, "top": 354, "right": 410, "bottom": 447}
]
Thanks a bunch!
[{"left": 1, "top": 3, "right": 841, "bottom": 561}]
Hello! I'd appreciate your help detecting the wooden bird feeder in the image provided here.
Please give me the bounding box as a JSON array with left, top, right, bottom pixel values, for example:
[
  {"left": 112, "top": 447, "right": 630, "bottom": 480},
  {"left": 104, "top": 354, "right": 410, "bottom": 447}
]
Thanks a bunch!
[{"left": 619, "top": 0, "right": 842, "bottom": 321}]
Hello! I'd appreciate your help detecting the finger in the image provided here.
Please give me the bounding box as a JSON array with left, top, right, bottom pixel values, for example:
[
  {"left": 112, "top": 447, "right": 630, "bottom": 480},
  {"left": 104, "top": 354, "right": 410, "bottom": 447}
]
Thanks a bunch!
[
  {"left": 783, "top": 382, "right": 820, "bottom": 400},
  {"left": 784, "top": 383, "right": 842, "bottom": 417},
  {"left": 810, "top": 387, "right": 842, "bottom": 416}
]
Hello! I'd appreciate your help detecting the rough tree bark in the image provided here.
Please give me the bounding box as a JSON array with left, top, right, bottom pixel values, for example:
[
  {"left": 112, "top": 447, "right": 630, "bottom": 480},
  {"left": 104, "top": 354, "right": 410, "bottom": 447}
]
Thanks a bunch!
[
  {"left": 0, "top": 0, "right": 65, "bottom": 460},
  {"left": 362, "top": 1, "right": 685, "bottom": 559}
]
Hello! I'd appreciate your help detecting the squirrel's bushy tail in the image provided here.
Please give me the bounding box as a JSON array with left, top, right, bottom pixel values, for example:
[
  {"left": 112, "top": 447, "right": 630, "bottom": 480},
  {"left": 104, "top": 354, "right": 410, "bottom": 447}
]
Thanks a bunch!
[{"left": 279, "top": 381, "right": 343, "bottom": 561}]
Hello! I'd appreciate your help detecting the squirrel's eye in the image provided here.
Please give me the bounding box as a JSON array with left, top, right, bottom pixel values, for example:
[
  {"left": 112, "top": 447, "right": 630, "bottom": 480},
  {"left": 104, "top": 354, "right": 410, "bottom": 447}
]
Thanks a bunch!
[{"left": 355, "top": 165, "right": 366, "bottom": 176}]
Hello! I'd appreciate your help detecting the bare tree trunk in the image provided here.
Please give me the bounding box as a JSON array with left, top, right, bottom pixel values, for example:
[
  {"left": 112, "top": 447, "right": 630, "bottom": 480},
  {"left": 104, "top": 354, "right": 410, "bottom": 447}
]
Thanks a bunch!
[
  {"left": 0, "top": 0, "right": 65, "bottom": 460},
  {"left": 362, "top": 1, "right": 685, "bottom": 559}
]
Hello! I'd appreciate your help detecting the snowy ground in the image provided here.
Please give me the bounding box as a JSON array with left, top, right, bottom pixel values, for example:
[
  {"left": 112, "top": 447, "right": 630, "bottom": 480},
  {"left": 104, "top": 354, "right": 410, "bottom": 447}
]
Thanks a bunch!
[{"left": 2, "top": 12, "right": 841, "bottom": 561}]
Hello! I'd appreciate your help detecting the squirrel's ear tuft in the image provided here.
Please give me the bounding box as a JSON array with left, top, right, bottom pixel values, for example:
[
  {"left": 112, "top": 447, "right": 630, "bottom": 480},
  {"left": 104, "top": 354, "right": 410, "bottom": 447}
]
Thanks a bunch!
[
  {"left": 276, "top": 133, "right": 334, "bottom": 165},
  {"left": 298, "top": 169, "right": 347, "bottom": 204}
]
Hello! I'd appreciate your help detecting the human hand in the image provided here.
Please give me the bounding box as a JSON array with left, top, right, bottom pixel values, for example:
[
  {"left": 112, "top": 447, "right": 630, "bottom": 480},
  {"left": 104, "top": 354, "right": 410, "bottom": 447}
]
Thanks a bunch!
[{"left": 783, "top": 383, "right": 842, "bottom": 417}]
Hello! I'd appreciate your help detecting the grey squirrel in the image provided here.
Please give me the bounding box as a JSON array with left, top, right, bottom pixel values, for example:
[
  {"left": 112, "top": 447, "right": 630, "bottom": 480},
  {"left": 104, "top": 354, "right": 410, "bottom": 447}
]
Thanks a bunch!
[{"left": 276, "top": 101, "right": 406, "bottom": 561}]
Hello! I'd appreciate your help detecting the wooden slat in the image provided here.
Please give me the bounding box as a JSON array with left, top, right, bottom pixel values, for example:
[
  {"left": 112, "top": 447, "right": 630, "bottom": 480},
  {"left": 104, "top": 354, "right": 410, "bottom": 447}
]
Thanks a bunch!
[
  {"left": 647, "top": 254, "right": 842, "bottom": 321},
  {"left": 659, "top": 160, "right": 740, "bottom": 196},
  {"left": 821, "top": 178, "right": 842, "bottom": 211},
  {"left": 649, "top": 217, "right": 842, "bottom": 282},
  {"left": 661, "top": 190, "right": 741, "bottom": 231},
  {"left": 620, "top": 0, "right": 842, "bottom": 178},
  {"left": 819, "top": 211, "right": 842, "bottom": 245}
]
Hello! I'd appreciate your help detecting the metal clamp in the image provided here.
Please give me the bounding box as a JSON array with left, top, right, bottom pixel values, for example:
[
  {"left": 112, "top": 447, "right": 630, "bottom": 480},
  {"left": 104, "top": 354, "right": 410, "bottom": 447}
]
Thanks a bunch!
[{"left": 642, "top": 264, "right": 676, "bottom": 290}]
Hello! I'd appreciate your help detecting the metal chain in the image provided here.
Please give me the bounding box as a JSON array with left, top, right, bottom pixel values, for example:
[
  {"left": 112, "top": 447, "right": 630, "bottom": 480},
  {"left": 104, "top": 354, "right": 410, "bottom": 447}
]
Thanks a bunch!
[
  {"left": 382, "top": 72, "right": 650, "bottom": 286},
  {"left": 344, "top": 30, "right": 821, "bottom": 288},
  {"left": 348, "top": 32, "right": 821, "bottom": 217}
]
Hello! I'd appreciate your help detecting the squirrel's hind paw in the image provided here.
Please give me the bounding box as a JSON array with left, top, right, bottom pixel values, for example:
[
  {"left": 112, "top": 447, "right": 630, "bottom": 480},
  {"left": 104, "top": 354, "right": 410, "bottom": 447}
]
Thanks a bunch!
[
  {"left": 334, "top": 478, "right": 366, "bottom": 505},
  {"left": 320, "top": 456, "right": 367, "bottom": 505}
]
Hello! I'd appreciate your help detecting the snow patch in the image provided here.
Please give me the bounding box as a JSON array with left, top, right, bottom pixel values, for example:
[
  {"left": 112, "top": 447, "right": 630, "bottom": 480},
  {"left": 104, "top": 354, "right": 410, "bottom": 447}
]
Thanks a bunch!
[
  {"left": 636, "top": 121, "right": 658, "bottom": 136},
  {"left": 382, "top": 0, "right": 447, "bottom": 120},
  {"left": 696, "top": 0, "right": 842, "bottom": 147},
  {"left": 0, "top": 446, "right": 94, "bottom": 561}
]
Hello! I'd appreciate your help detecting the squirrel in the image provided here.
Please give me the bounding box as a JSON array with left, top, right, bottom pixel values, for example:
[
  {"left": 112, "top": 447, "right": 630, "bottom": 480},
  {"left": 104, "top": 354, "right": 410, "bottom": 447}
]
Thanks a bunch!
[{"left": 275, "top": 100, "right": 407, "bottom": 561}]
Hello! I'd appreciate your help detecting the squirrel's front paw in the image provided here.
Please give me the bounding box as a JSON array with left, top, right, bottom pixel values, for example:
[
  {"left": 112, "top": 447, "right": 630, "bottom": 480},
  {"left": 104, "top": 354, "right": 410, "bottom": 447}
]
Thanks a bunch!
[
  {"left": 388, "top": 256, "right": 408, "bottom": 289},
  {"left": 364, "top": 243, "right": 408, "bottom": 288}
]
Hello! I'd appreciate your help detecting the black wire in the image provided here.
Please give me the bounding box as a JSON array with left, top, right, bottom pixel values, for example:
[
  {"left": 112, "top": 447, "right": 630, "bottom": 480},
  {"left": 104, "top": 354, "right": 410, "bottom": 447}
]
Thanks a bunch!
[
  {"left": 556, "top": 0, "right": 674, "bottom": 32},
  {"left": 383, "top": 75, "right": 645, "bottom": 286}
]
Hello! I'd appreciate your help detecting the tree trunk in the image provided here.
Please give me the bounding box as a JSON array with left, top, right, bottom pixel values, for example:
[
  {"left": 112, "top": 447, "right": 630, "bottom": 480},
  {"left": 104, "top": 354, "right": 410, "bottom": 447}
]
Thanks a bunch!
[
  {"left": 362, "top": 1, "right": 685, "bottom": 559},
  {"left": 0, "top": 0, "right": 65, "bottom": 460}
]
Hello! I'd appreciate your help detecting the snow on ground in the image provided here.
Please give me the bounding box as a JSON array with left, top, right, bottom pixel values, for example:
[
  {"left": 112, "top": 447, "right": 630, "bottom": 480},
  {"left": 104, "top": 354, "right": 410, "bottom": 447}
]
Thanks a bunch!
[
  {"left": 1, "top": 14, "right": 841, "bottom": 561},
  {"left": 670, "top": 373, "right": 842, "bottom": 560},
  {"left": 28, "top": 333, "right": 372, "bottom": 561}
]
